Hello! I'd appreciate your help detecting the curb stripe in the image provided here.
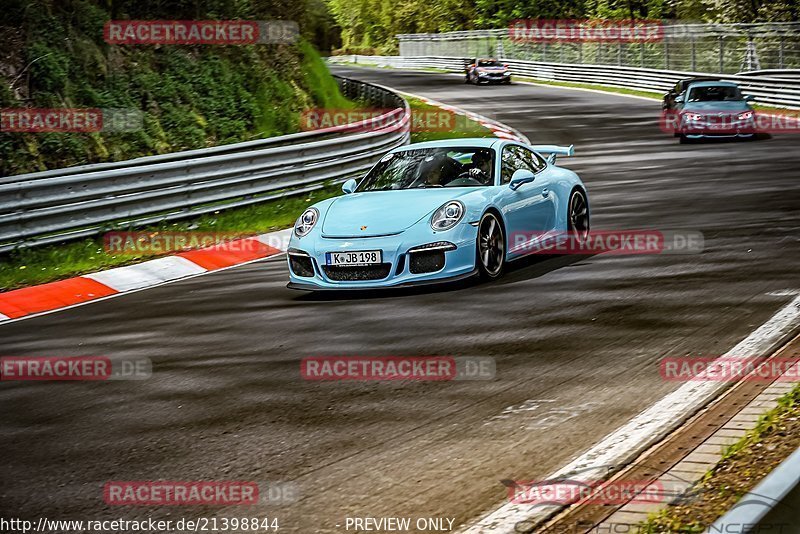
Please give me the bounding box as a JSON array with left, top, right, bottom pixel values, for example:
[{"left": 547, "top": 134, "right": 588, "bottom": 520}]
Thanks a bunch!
[
  {"left": 0, "top": 277, "right": 118, "bottom": 319},
  {"left": 83, "top": 256, "right": 207, "bottom": 293},
  {"left": 0, "top": 229, "right": 289, "bottom": 324},
  {"left": 177, "top": 238, "right": 280, "bottom": 270}
]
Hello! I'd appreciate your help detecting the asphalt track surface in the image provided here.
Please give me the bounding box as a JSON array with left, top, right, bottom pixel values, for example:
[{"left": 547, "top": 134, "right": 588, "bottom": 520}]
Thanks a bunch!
[{"left": 1, "top": 66, "right": 799, "bottom": 533}]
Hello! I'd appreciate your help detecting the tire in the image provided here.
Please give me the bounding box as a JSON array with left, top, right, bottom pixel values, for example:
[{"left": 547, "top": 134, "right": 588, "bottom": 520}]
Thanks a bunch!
[
  {"left": 476, "top": 212, "right": 505, "bottom": 280},
  {"left": 567, "top": 189, "right": 590, "bottom": 245},
  {"left": 679, "top": 134, "right": 690, "bottom": 144}
]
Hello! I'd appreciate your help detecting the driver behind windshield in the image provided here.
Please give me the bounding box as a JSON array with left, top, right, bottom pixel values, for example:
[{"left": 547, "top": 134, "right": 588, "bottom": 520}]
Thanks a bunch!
[
  {"left": 356, "top": 148, "right": 495, "bottom": 191},
  {"left": 461, "top": 151, "right": 492, "bottom": 183}
]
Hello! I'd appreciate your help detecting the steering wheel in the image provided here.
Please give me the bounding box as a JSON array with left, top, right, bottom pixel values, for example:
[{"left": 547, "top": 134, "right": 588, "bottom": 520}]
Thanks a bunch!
[
  {"left": 455, "top": 168, "right": 488, "bottom": 183},
  {"left": 446, "top": 176, "right": 483, "bottom": 187}
]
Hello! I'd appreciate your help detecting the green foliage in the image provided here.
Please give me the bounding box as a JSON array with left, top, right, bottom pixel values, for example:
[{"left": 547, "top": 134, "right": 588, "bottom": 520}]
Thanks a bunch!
[
  {"left": 0, "top": 0, "right": 350, "bottom": 176},
  {"left": 326, "top": 0, "right": 799, "bottom": 52}
]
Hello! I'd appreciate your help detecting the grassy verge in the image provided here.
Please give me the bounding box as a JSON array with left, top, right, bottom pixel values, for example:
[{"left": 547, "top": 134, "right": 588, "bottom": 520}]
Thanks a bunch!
[
  {"left": 0, "top": 185, "right": 343, "bottom": 291},
  {"left": 642, "top": 383, "right": 800, "bottom": 532},
  {"left": 404, "top": 96, "right": 495, "bottom": 142},
  {"left": 0, "top": 98, "right": 495, "bottom": 291},
  {"left": 515, "top": 77, "right": 794, "bottom": 112},
  {"left": 514, "top": 76, "right": 663, "bottom": 100}
]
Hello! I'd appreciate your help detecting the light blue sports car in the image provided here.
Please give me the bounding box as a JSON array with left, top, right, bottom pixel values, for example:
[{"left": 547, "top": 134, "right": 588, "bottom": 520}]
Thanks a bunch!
[{"left": 286, "top": 138, "right": 589, "bottom": 290}]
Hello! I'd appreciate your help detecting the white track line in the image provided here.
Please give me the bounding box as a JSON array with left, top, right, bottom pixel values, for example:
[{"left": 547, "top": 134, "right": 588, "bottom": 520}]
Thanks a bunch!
[{"left": 461, "top": 294, "right": 800, "bottom": 533}]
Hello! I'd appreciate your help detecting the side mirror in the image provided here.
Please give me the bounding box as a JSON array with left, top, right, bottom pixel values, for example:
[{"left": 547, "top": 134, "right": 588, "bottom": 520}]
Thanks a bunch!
[
  {"left": 342, "top": 178, "right": 357, "bottom": 194},
  {"left": 744, "top": 94, "right": 755, "bottom": 103},
  {"left": 509, "top": 169, "right": 535, "bottom": 190},
  {"left": 674, "top": 95, "right": 685, "bottom": 104}
]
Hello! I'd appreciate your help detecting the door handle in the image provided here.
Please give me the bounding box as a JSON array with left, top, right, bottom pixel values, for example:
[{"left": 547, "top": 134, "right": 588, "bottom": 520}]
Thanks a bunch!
[{"left": 541, "top": 188, "right": 550, "bottom": 197}]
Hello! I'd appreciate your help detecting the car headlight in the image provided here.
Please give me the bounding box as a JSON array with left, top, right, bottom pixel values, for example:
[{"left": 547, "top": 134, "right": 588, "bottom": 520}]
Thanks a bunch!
[
  {"left": 686, "top": 113, "right": 704, "bottom": 121},
  {"left": 738, "top": 111, "right": 754, "bottom": 120},
  {"left": 430, "top": 201, "right": 465, "bottom": 232},
  {"left": 294, "top": 208, "right": 319, "bottom": 237},
  {"left": 478, "top": 71, "right": 488, "bottom": 76}
]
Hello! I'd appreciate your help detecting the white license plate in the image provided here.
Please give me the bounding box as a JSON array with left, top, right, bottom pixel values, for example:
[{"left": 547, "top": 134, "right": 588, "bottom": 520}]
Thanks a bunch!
[{"left": 326, "top": 250, "right": 382, "bottom": 266}]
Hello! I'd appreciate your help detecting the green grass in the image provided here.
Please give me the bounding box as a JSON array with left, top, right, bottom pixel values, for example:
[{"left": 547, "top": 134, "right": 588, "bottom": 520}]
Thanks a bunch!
[
  {"left": 405, "top": 96, "right": 495, "bottom": 142},
  {"left": 514, "top": 76, "right": 663, "bottom": 100},
  {"left": 641, "top": 383, "right": 800, "bottom": 532},
  {"left": 0, "top": 98, "right": 495, "bottom": 291},
  {"left": 0, "top": 185, "right": 343, "bottom": 291}
]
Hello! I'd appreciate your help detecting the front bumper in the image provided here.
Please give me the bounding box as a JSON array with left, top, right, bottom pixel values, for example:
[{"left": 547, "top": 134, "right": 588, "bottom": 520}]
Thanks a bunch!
[
  {"left": 478, "top": 74, "right": 511, "bottom": 84},
  {"left": 286, "top": 223, "right": 478, "bottom": 290},
  {"left": 678, "top": 118, "right": 756, "bottom": 138}
]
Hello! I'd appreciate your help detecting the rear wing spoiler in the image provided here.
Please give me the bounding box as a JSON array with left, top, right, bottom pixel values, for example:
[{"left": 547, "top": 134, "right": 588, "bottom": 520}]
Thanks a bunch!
[
  {"left": 530, "top": 144, "right": 574, "bottom": 157},
  {"left": 530, "top": 144, "right": 574, "bottom": 164}
]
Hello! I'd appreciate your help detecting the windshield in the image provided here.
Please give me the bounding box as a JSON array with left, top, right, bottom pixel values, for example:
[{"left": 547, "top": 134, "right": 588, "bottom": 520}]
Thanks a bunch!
[
  {"left": 478, "top": 60, "right": 503, "bottom": 68},
  {"left": 687, "top": 85, "right": 742, "bottom": 102},
  {"left": 357, "top": 148, "right": 495, "bottom": 191}
]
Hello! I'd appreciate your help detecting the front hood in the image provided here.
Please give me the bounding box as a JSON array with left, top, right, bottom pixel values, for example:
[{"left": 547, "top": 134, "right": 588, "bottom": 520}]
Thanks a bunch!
[
  {"left": 321, "top": 189, "right": 472, "bottom": 237},
  {"left": 684, "top": 101, "right": 750, "bottom": 113}
]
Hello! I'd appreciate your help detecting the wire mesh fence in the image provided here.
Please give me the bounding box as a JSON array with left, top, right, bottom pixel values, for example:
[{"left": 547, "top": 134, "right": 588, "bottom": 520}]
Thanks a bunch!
[{"left": 398, "top": 23, "right": 800, "bottom": 74}]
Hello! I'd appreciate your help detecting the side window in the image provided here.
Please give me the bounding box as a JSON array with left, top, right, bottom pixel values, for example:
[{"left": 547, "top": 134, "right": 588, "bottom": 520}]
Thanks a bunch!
[
  {"left": 501, "top": 146, "right": 540, "bottom": 184},
  {"left": 518, "top": 147, "right": 547, "bottom": 173}
]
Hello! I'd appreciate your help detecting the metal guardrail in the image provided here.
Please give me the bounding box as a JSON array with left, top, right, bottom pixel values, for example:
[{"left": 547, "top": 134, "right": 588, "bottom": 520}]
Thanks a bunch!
[
  {"left": 0, "top": 77, "right": 411, "bottom": 253},
  {"left": 710, "top": 446, "right": 800, "bottom": 532},
  {"left": 329, "top": 55, "right": 800, "bottom": 108}
]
